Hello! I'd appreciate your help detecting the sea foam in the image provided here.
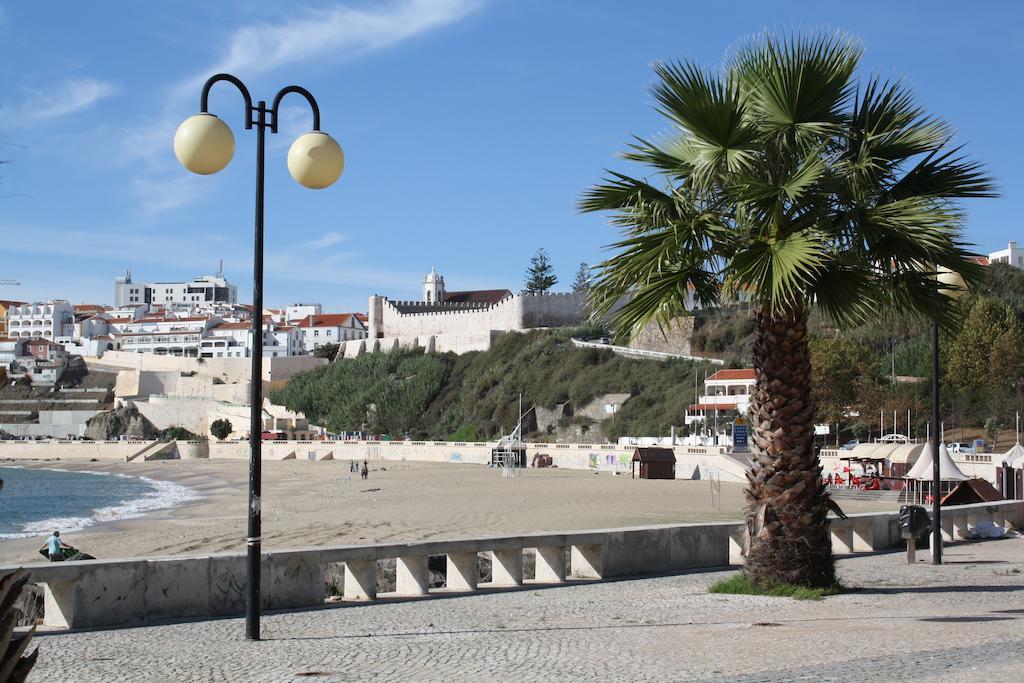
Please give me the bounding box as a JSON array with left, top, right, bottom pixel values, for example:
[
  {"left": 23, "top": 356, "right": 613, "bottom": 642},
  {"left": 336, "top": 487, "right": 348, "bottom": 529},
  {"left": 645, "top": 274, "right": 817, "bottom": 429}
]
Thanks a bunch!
[{"left": 0, "top": 468, "right": 201, "bottom": 539}]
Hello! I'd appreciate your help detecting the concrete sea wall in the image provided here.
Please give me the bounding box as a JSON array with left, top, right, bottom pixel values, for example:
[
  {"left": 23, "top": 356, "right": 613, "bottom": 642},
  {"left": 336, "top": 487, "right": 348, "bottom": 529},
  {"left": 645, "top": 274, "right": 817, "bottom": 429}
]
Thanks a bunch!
[{"left": 4, "top": 500, "right": 1021, "bottom": 630}]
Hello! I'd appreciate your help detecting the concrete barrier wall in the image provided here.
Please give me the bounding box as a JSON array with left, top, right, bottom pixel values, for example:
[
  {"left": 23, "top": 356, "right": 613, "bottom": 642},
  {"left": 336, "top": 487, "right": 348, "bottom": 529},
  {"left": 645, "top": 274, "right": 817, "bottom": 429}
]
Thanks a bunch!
[
  {"left": 0, "top": 438, "right": 749, "bottom": 481},
  {"left": 5, "top": 500, "right": 1021, "bottom": 630},
  {"left": 87, "top": 352, "right": 326, "bottom": 384},
  {"left": 0, "top": 440, "right": 154, "bottom": 460}
]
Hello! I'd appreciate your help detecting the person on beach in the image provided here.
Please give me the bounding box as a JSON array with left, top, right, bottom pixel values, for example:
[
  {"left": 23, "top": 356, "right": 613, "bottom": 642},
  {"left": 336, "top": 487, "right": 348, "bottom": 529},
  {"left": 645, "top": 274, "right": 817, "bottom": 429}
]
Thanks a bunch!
[
  {"left": 46, "top": 530, "right": 71, "bottom": 562},
  {"left": 361, "top": 461, "right": 369, "bottom": 480}
]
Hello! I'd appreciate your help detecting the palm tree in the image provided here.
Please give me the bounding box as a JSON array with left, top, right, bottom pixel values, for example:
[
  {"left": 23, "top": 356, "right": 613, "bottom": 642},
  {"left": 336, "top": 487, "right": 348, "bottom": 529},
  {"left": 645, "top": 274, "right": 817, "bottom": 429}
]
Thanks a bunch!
[{"left": 580, "top": 32, "right": 994, "bottom": 587}]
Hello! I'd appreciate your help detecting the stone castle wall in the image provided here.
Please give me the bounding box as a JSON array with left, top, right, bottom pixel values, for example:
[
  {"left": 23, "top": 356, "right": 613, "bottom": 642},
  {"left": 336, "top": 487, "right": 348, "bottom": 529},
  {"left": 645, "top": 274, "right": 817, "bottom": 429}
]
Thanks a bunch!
[
  {"left": 368, "top": 292, "right": 588, "bottom": 340},
  {"left": 627, "top": 317, "right": 695, "bottom": 357}
]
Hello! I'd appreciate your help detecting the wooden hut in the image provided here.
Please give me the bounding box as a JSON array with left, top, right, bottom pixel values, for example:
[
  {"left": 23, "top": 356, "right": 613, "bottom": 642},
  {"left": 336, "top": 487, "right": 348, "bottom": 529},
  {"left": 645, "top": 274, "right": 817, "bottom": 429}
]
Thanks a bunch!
[{"left": 631, "top": 447, "right": 676, "bottom": 480}]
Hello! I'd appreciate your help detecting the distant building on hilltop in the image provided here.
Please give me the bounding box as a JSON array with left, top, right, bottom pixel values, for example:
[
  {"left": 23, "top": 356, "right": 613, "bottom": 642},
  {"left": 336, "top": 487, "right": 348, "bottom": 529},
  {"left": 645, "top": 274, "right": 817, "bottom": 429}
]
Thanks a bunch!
[
  {"left": 685, "top": 368, "right": 755, "bottom": 428},
  {"left": 6, "top": 300, "right": 75, "bottom": 340},
  {"left": 339, "top": 267, "right": 589, "bottom": 357},
  {"left": 0, "top": 299, "right": 26, "bottom": 338},
  {"left": 114, "top": 268, "right": 238, "bottom": 308},
  {"left": 988, "top": 241, "right": 1023, "bottom": 269}
]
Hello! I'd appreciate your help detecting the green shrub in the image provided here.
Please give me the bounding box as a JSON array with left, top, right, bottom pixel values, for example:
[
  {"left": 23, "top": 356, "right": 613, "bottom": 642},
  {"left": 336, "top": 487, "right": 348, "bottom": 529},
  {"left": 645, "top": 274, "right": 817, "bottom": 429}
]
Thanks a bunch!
[{"left": 709, "top": 573, "right": 845, "bottom": 600}]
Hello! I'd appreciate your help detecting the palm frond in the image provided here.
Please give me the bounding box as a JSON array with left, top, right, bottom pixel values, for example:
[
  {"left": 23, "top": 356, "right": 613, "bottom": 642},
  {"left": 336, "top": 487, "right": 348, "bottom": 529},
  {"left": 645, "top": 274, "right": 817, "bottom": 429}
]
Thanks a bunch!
[
  {"left": 578, "top": 171, "right": 676, "bottom": 216},
  {"left": 732, "top": 31, "right": 861, "bottom": 144},
  {"left": 888, "top": 147, "right": 998, "bottom": 200},
  {"left": 725, "top": 230, "right": 826, "bottom": 312},
  {"left": 850, "top": 77, "right": 952, "bottom": 161},
  {"left": 649, "top": 60, "right": 758, "bottom": 185}
]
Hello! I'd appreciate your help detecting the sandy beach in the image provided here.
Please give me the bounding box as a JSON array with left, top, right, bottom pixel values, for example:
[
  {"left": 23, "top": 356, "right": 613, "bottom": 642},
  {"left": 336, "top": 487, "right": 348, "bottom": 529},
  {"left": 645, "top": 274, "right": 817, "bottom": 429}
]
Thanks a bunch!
[{"left": 0, "top": 458, "right": 898, "bottom": 565}]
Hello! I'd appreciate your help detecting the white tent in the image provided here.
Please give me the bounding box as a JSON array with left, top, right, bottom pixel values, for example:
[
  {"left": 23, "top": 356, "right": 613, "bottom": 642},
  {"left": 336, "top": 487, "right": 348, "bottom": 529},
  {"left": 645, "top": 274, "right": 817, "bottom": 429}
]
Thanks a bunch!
[
  {"left": 1000, "top": 443, "right": 1024, "bottom": 468},
  {"left": 905, "top": 443, "right": 968, "bottom": 481}
]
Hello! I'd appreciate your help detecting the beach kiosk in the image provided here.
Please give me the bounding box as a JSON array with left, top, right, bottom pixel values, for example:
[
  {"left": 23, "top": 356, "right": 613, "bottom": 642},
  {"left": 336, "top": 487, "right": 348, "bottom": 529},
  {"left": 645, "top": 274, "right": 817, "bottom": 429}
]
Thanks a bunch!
[{"left": 631, "top": 447, "right": 676, "bottom": 480}]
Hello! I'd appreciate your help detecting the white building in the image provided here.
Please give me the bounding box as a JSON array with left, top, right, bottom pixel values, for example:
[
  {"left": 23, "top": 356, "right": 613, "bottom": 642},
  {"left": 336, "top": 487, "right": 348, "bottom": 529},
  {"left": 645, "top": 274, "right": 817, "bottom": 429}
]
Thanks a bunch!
[
  {"left": 203, "top": 320, "right": 300, "bottom": 358},
  {"left": 114, "top": 270, "right": 238, "bottom": 308},
  {"left": 988, "top": 241, "right": 1023, "bottom": 269},
  {"left": 685, "top": 368, "right": 755, "bottom": 427},
  {"left": 286, "top": 303, "right": 322, "bottom": 322},
  {"left": 294, "top": 313, "right": 367, "bottom": 353},
  {"left": 116, "top": 315, "right": 219, "bottom": 357},
  {"left": 0, "top": 338, "right": 24, "bottom": 367},
  {"left": 6, "top": 301, "right": 75, "bottom": 340}
]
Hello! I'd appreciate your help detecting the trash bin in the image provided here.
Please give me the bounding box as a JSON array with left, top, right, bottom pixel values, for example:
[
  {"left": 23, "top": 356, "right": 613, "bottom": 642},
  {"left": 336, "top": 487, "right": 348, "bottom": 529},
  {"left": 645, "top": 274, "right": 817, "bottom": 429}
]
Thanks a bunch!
[{"left": 898, "top": 505, "right": 931, "bottom": 539}]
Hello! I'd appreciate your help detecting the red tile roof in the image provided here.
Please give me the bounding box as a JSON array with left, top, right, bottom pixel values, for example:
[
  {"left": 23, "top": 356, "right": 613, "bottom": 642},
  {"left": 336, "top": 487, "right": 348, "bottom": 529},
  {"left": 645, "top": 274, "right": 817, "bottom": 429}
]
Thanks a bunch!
[
  {"left": 442, "top": 289, "right": 512, "bottom": 305},
  {"left": 707, "top": 369, "right": 755, "bottom": 382},
  {"left": 687, "top": 403, "right": 740, "bottom": 411},
  {"left": 134, "top": 316, "right": 210, "bottom": 323}
]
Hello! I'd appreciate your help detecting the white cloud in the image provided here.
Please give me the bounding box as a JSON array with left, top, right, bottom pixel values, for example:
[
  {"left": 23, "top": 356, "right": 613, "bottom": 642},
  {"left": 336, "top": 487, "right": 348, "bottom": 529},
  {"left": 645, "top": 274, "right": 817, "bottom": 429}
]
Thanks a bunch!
[
  {"left": 304, "top": 231, "right": 346, "bottom": 248},
  {"left": 186, "top": 0, "right": 482, "bottom": 90},
  {"left": 118, "top": 0, "right": 484, "bottom": 217},
  {"left": 7, "top": 78, "right": 119, "bottom": 124},
  {"left": 130, "top": 174, "right": 212, "bottom": 217}
]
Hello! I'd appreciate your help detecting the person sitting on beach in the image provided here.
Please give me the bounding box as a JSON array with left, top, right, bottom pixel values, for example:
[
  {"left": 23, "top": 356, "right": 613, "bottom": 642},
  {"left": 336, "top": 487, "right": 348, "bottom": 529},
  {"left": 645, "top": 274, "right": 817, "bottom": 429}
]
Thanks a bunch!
[{"left": 46, "top": 530, "right": 71, "bottom": 562}]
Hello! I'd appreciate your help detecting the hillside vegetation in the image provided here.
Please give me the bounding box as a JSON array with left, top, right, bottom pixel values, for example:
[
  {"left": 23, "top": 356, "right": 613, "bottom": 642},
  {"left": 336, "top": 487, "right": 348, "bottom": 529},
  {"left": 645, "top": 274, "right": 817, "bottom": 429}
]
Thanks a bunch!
[
  {"left": 272, "top": 265, "right": 1024, "bottom": 445},
  {"left": 269, "top": 327, "right": 713, "bottom": 441}
]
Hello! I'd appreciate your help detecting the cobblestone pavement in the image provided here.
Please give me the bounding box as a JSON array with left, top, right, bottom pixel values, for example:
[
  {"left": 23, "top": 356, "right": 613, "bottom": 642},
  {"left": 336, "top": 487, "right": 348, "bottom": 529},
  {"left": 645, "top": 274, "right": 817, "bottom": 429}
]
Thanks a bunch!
[{"left": 28, "top": 537, "right": 1024, "bottom": 682}]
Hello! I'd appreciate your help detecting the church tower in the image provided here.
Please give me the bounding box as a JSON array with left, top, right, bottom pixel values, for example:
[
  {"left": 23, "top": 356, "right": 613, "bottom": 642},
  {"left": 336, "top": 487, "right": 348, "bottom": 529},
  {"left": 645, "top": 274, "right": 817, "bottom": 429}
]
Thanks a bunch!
[{"left": 423, "top": 266, "right": 446, "bottom": 303}]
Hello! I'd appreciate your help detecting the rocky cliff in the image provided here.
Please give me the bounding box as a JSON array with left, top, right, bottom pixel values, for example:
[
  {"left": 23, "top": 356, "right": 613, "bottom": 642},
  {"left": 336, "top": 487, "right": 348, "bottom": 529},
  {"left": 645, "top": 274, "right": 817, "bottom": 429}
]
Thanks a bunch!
[{"left": 84, "top": 405, "right": 159, "bottom": 440}]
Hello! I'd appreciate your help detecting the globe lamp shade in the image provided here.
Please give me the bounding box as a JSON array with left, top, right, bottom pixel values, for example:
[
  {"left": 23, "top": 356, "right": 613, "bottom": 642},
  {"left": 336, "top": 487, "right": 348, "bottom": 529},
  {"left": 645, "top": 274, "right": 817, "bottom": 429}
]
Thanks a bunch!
[
  {"left": 937, "top": 267, "right": 968, "bottom": 300},
  {"left": 287, "top": 132, "right": 344, "bottom": 189},
  {"left": 174, "top": 113, "right": 234, "bottom": 175}
]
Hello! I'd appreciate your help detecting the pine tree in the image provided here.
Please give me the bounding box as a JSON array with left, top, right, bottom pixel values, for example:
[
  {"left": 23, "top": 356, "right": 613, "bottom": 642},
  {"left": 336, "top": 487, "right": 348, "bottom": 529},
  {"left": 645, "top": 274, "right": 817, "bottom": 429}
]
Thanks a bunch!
[
  {"left": 572, "top": 262, "right": 590, "bottom": 293},
  {"left": 523, "top": 248, "right": 558, "bottom": 293}
]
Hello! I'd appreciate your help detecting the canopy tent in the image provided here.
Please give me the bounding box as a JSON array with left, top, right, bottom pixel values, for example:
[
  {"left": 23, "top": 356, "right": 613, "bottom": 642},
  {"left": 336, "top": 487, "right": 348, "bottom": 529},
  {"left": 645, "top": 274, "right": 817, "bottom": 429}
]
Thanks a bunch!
[
  {"left": 903, "top": 443, "right": 968, "bottom": 505},
  {"left": 1000, "top": 443, "right": 1024, "bottom": 468},
  {"left": 847, "top": 443, "right": 886, "bottom": 460},
  {"left": 887, "top": 443, "right": 926, "bottom": 465},
  {"left": 905, "top": 443, "right": 968, "bottom": 481}
]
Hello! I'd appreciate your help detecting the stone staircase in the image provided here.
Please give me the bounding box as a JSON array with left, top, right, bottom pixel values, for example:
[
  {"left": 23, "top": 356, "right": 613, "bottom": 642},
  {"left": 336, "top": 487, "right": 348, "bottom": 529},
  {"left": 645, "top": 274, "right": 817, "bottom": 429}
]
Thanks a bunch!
[{"left": 828, "top": 488, "right": 902, "bottom": 502}]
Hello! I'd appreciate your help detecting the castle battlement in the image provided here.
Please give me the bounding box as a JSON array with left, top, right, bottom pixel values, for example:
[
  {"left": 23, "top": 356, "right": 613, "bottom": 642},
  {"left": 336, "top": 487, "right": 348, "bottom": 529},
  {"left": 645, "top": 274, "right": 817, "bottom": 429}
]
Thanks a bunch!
[{"left": 366, "top": 272, "right": 588, "bottom": 353}]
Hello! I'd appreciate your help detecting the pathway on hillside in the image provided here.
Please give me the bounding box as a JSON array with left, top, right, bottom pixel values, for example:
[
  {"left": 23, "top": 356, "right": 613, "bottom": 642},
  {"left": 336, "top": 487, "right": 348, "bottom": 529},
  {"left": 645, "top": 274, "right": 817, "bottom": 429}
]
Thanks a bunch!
[{"left": 28, "top": 537, "right": 1024, "bottom": 681}]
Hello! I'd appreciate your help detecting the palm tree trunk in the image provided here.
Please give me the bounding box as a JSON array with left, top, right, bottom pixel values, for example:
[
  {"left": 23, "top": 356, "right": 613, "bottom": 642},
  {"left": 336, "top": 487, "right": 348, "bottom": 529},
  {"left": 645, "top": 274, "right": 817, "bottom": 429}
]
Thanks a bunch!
[{"left": 743, "top": 306, "right": 835, "bottom": 587}]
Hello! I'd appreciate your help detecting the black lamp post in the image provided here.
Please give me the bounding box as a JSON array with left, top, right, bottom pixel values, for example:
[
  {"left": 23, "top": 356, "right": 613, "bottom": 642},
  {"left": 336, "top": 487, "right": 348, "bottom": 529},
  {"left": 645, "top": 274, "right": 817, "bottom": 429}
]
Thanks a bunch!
[
  {"left": 930, "top": 320, "right": 942, "bottom": 564},
  {"left": 930, "top": 268, "right": 967, "bottom": 565},
  {"left": 174, "top": 73, "right": 344, "bottom": 640}
]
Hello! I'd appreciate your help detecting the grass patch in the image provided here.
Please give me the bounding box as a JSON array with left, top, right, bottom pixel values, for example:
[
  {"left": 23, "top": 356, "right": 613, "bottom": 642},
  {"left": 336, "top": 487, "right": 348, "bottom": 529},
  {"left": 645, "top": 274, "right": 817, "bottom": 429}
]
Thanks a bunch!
[{"left": 708, "top": 573, "right": 845, "bottom": 600}]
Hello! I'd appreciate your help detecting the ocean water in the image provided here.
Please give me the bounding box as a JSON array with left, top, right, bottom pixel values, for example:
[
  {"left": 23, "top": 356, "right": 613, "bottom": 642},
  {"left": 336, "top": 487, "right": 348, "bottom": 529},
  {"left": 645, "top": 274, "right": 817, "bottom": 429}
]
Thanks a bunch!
[{"left": 0, "top": 466, "right": 199, "bottom": 539}]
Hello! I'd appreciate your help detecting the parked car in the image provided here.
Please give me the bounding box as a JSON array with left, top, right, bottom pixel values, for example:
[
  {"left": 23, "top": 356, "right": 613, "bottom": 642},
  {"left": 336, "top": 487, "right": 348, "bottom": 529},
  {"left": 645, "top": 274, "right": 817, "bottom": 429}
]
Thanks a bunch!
[
  {"left": 946, "top": 442, "right": 973, "bottom": 454},
  {"left": 840, "top": 440, "right": 859, "bottom": 450}
]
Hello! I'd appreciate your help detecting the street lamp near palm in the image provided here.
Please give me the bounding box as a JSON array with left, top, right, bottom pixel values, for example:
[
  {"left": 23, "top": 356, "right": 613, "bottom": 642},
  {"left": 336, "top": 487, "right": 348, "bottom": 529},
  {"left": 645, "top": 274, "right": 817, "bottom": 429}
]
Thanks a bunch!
[
  {"left": 930, "top": 267, "right": 967, "bottom": 565},
  {"left": 175, "top": 73, "right": 344, "bottom": 640}
]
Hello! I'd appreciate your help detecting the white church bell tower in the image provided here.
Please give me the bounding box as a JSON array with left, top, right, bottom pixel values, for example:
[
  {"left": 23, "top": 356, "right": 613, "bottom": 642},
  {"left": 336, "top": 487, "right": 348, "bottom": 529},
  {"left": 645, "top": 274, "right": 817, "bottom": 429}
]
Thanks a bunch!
[{"left": 423, "top": 266, "right": 446, "bottom": 303}]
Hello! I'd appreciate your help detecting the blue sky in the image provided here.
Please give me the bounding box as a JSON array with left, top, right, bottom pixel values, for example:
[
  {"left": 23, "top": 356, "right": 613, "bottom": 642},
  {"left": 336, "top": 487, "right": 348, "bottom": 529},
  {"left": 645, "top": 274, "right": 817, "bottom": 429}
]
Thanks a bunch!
[{"left": 1, "top": 1, "right": 1020, "bottom": 312}]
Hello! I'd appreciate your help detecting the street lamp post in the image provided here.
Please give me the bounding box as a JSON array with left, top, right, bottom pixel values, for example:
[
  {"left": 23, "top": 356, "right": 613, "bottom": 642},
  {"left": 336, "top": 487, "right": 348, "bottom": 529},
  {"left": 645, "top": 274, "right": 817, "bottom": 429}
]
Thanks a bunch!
[
  {"left": 174, "top": 73, "right": 344, "bottom": 640},
  {"left": 930, "top": 268, "right": 967, "bottom": 565}
]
